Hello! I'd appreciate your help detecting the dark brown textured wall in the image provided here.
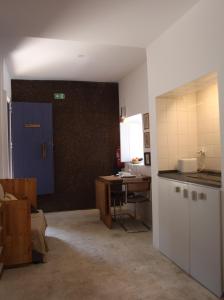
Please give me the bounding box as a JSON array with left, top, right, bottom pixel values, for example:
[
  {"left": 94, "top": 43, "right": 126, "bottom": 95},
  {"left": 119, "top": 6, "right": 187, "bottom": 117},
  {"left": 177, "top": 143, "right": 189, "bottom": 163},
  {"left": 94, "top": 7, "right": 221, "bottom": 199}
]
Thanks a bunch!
[{"left": 12, "top": 80, "right": 119, "bottom": 211}]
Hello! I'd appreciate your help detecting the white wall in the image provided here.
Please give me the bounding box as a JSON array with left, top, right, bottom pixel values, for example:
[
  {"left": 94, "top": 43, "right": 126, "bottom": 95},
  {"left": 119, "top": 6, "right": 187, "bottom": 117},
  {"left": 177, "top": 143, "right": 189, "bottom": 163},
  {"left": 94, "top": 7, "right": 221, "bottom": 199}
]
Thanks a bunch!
[
  {"left": 147, "top": 0, "right": 224, "bottom": 248},
  {"left": 0, "top": 54, "right": 11, "bottom": 178},
  {"left": 3, "top": 60, "right": 11, "bottom": 99},
  {"left": 119, "top": 61, "right": 150, "bottom": 171},
  {"left": 119, "top": 62, "right": 149, "bottom": 117},
  {"left": 119, "top": 61, "right": 152, "bottom": 226}
]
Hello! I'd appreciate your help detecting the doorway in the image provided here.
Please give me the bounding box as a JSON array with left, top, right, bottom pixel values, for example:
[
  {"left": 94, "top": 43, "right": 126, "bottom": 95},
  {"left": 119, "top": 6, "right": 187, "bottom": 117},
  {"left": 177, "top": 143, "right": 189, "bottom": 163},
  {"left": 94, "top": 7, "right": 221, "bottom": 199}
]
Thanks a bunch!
[{"left": 11, "top": 102, "right": 54, "bottom": 195}]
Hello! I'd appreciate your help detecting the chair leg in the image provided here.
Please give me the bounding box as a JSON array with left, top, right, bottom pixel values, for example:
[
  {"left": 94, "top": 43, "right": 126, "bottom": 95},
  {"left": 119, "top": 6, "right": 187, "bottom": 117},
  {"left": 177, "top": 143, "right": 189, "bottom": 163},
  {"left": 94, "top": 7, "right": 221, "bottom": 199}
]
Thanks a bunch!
[
  {"left": 134, "top": 202, "right": 137, "bottom": 219},
  {"left": 113, "top": 200, "right": 116, "bottom": 220},
  {"left": 119, "top": 198, "right": 123, "bottom": 219}
]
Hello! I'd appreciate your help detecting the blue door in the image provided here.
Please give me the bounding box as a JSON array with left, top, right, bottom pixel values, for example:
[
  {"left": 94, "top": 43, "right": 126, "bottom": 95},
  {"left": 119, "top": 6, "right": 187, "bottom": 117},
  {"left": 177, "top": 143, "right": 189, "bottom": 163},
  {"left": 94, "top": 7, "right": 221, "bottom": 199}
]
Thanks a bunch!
[{"left": 11, "top": 102, "right": 54, "bottom": 195}]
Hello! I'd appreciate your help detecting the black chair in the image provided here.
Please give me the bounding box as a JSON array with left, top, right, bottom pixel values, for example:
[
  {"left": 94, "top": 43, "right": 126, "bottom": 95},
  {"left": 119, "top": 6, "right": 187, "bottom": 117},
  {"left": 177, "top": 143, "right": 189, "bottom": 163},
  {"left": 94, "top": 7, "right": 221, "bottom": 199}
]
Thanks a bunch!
[
  {"left": 125, "top": 180, "right": 150, "bottom": 218},
  {"left": 121, "top": 179, "right": 151, "bottom": 232},
  {"left": 110, "top": 183, "right": 125, "bottom": 220}
]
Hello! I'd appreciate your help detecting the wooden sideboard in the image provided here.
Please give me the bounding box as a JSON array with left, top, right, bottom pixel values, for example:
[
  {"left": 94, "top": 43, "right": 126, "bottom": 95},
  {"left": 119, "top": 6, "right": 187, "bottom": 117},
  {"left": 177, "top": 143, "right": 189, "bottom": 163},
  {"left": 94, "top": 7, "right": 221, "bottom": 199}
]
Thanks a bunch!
[{"left": 0, "top": 178, "right": 36, "bottom": 267}]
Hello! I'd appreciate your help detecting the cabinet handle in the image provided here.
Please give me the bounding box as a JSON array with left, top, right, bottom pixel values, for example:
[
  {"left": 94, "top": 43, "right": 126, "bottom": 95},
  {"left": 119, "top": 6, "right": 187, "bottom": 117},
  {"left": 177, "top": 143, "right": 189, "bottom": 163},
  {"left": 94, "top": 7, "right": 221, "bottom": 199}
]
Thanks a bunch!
[
  {"left": 175, "top": 186, "right": 181, "bottom": 193},
  {"left": 41, "top": 143, "right": 47, "bottom": 160},
  {"left": 191, "top": 191, "right": 197, "bottom": 201},
  {"left": 198, "top": 192, "right": 206, "bottom": 200},
  {"left": 183, "top": 189, "right": 188, "bottom": 198}
]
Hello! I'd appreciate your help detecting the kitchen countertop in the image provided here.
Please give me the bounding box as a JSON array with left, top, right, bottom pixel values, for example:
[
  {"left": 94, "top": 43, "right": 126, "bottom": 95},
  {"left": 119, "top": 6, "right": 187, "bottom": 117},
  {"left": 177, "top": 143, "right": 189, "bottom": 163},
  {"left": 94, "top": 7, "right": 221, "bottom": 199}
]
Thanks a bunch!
[{"left": 158, "top": 170, "right": 221, "bottom": 188}]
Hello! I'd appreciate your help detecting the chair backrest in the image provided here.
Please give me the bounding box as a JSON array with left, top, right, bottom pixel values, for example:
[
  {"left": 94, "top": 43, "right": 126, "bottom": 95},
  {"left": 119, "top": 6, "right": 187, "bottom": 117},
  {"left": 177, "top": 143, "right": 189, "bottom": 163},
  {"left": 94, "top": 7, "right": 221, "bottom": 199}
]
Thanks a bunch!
[
  {"left": 125, "top": 180, "right": 150, "bottom": 193},
  {"left": 110, "top": 182, "right": 123, "bottom": 193}
]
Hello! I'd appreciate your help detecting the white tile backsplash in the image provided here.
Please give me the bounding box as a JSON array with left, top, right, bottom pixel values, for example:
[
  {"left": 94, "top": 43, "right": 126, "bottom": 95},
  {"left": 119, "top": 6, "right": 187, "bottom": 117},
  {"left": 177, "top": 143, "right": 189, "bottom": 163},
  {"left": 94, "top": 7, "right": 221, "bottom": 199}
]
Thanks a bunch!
[
  {"left": 158, "top": 158, "right": 169, "bottom": 170},
  {"left": 157, "top": 94, "right": 198, "bottom": 170},
  {"left": 196, "top": 84, "right": 221, "bottom": 170},
  {"left": 157, "top": 83, "right": 221, "bottom": 171}
]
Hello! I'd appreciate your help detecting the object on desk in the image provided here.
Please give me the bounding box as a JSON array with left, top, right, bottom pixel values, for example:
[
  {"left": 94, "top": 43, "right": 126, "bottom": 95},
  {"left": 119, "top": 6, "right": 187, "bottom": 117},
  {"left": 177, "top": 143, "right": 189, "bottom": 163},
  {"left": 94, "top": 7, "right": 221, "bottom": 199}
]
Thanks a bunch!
[
  {"left": 117, "top": 171, "right": 136, "bottom": 178},
  {"left": 131, "top": 157, "right": 142, "bottom": 164},
  {"left": 131, "top": 157, "right": 138, "bottom": 164}
]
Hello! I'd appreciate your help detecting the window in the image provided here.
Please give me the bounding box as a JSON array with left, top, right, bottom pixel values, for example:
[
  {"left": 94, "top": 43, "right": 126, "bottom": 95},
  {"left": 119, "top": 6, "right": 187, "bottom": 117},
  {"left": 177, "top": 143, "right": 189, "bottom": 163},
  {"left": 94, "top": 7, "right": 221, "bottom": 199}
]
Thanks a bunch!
[{"left": 120, "top": 114, "right": 144, "bottom": 162}]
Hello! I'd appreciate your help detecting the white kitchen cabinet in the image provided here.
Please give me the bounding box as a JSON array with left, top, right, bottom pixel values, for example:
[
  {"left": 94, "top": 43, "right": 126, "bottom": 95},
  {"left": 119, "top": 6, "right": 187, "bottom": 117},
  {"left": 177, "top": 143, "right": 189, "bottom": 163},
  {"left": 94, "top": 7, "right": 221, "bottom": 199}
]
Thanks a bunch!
[
  {"left": 158, "top": 177, "right": 222, "bottom": 297},
  {"left": 159, "top": 178, "right": 189, "bottom": 272},
  {"left": 189, "top": 184, "right": 222, "bottom": 296}
]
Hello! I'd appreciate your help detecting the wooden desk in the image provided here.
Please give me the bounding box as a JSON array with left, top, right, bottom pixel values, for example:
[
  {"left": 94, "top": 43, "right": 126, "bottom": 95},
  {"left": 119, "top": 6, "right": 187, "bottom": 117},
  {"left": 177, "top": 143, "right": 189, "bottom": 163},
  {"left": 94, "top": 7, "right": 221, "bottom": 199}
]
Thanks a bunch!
[{"left": 95, "top": 175, "right": 150, "bottom": 229}]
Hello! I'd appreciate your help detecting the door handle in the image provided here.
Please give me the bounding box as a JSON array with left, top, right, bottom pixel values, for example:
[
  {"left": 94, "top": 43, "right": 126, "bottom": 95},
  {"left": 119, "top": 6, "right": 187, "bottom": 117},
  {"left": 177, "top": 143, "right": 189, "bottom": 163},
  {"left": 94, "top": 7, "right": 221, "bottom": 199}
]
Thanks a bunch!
[
  {"left": 191, "top": 191, "right": 197, "bottom": 201},
  {"left": 41, "top": 143, "right": 47, "bottom": 160},
  {"left": 183, "top": 189, "right": 188, "bottom": 198},
  {"left": 198, "top": 192, "right": 206, "bottom": 200},
  {"left": 175, "top": 186, "right": 181, "bottom": 193}
]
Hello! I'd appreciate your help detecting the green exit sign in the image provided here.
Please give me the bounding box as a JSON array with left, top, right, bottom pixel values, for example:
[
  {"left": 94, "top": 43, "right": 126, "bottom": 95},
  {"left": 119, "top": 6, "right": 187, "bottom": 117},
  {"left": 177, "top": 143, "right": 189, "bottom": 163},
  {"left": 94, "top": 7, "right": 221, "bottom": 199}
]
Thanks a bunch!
[{"left": 54, "top": 93, "right": 65, "bottom": 100}]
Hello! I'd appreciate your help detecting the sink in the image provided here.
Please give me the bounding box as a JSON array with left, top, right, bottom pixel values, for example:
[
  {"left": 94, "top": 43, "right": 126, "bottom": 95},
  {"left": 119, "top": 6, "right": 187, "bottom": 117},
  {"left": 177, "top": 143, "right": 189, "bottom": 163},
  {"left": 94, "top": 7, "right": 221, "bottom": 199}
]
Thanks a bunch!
[{"left": 186, "top": 173, "right": 221, "bottom": 183}]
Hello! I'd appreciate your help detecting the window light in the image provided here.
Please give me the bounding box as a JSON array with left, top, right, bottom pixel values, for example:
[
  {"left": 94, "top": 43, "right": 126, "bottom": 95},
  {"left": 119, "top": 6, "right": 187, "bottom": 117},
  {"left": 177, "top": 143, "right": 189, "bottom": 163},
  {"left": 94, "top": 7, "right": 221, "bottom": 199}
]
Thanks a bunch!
[{"left": 120, "top": 114, "right": 144, "bottom": 162}]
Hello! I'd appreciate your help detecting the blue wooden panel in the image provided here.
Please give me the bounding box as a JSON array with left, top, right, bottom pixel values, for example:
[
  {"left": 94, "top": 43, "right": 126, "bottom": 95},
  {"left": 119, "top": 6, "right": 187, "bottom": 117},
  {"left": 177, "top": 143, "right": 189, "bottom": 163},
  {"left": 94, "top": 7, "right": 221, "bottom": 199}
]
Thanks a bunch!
[{"left": 11, "top": 102, "right": 54, "bottom": 195}]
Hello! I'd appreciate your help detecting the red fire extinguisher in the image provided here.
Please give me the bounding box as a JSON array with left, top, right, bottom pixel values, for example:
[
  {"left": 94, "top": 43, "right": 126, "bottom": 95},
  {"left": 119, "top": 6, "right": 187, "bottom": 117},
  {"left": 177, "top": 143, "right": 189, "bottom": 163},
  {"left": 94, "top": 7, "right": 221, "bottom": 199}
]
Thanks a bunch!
[{"left": 115, "top": 147, "right": 124, "bottom": 169}]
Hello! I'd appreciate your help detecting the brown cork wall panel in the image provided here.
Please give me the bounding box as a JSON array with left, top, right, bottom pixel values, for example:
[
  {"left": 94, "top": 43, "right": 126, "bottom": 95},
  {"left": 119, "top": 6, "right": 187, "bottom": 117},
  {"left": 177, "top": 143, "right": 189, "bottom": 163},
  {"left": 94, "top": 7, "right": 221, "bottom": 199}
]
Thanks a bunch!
[{"left": 12, "top": 80, "right": 119, "bottom": 212}]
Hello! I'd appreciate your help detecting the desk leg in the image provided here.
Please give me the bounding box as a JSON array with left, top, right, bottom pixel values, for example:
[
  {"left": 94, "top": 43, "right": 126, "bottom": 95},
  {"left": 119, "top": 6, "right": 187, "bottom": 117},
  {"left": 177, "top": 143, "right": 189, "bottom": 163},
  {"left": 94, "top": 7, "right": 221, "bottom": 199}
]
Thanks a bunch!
[{"left": 95, "top": 180, "right": 112, "bottom": 229}]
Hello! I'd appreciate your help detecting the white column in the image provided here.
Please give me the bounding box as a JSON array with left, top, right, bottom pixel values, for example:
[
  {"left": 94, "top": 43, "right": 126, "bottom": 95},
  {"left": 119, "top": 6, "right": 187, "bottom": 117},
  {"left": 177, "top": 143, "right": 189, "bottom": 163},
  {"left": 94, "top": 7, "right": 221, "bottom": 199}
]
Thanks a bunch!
[{"left": 0, "top": 53, "right": 10, "bottom": 178}]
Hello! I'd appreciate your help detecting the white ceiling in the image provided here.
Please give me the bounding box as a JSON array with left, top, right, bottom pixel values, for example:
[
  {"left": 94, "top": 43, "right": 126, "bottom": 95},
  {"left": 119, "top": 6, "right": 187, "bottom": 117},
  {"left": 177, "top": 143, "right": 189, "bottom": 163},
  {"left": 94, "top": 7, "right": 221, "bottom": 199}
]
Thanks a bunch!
[
  {"left": 0, "top": 0, "right": 199, "bottom": 81},
  {"left": 5, "top": 38, "right": 146, "bottom": 82},
  {"left": 0, "top": 0, "right": 199, "bottom": 47}
]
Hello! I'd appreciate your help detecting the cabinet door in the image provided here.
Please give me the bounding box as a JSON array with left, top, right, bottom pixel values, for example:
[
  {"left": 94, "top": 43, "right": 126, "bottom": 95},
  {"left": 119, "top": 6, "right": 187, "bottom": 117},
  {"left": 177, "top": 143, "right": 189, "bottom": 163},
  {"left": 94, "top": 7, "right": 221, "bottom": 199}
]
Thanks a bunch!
[
  {"left": 159, "top": 178, "right": 189, "bottom": 272},
  {"left": 159, "top": 178, "right": 173, "bottom": 258},
  {"left": 189, "top": 184, "right": 222, "bottom": 297}
]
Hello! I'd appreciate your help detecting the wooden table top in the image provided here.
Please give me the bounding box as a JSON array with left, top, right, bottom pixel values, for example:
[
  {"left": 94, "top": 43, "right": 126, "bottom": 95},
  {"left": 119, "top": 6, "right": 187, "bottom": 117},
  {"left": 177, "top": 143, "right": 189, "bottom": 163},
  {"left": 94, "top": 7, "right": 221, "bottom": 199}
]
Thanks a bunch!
[{"left": 98, "top": 175, "right": 150, "bottom": 184}]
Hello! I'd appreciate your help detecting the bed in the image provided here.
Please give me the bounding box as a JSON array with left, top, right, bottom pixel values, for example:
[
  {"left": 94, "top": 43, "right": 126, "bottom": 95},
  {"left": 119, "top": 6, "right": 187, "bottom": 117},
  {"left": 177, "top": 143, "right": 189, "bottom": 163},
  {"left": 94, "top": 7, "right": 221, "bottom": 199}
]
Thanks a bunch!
[
  {"left": 0, "top": 178, "right": 48, "bottom": 267},
  {"left": 31, "top": 209, "right": 48, "bottom": 263}
]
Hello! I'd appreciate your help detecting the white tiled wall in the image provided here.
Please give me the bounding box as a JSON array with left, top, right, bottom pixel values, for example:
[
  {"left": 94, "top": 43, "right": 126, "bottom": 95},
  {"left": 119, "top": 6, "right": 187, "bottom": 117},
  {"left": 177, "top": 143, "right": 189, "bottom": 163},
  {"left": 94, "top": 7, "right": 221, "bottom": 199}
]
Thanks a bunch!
[
  {"left": 157, "top": 94, "right": 198, "bottom": 170},
  {"left": 157, "top": 83, "right": 221, "bottom": 171},
  {"left": 197, "top": 84, "right": 221, "bottom": 170}
]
